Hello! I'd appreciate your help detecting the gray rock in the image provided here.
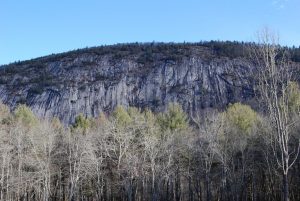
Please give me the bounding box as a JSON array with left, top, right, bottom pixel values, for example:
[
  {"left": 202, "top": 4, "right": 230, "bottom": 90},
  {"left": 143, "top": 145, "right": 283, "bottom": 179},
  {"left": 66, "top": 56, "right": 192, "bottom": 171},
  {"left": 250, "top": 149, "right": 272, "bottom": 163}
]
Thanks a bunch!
[{"left": 0, "top": 45, "right": 256, "bottom": 124}]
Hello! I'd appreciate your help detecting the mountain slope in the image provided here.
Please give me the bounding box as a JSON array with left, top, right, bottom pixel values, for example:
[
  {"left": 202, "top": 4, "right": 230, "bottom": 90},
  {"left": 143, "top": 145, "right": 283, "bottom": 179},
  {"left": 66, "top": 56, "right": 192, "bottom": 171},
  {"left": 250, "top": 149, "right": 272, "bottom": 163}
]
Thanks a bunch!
[{"left": 1, "top": 42, "right": 297, "bottom": 124}]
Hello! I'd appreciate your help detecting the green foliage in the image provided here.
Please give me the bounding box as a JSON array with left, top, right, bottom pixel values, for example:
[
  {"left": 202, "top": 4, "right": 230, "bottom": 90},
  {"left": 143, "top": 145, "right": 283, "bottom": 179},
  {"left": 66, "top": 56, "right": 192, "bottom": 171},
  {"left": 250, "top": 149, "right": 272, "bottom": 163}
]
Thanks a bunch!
[
  {"left": 144, "top": 109, "right": 156, "bottom": 124},
  {"left": 287, "top": 81, "right": 300, "bottom": 113},
  {"left": 72, "top": 113, "right": 91, "bottom": 134},
  {"left": 112, "top": 105, "right": 132, "bottom": 126},
  {"left": 157, "top": 103, "right": 188, "bottom": 132},
  {"left": 225, "top": 103, "right": 258, "bottom": 135},
  {"left": 127, "top": 107, "right": 141, "bottom": 119},
  {"left": 14, "top": 104, "right": 38, "bottom": 126},
  {"left": 0, "top": 102, "right": 11, "bottom": 125},
  {"left": 142, "top": 109, "right": 161, "bottom": 138}
]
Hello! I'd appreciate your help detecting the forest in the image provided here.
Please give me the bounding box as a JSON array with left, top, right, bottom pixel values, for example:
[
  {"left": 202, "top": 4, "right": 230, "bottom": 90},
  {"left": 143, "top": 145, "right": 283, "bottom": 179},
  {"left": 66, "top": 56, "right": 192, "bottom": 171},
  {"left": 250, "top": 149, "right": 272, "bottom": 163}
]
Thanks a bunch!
[{"left": 0, "top": 98, "right": 299, "bottom": 201}]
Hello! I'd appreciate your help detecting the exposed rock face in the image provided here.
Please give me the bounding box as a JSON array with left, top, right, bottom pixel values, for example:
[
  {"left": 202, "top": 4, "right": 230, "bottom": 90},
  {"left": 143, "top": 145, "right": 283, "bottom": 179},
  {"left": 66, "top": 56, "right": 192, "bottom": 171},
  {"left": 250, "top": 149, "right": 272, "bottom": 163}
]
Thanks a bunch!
[{"left": 0, "top": 44, "right": 256, "bottom": 124}]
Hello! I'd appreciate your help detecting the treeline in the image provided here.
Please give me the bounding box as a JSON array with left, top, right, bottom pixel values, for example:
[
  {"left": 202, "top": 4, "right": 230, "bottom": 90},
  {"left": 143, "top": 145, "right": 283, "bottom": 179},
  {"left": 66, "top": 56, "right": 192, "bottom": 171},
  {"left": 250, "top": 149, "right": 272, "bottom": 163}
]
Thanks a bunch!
[
  {"left": 2, "top": 41, "right": 300, "bottom": 68},
  {"left": 0, "top": 100, "right": 300, "bottom": 201}
]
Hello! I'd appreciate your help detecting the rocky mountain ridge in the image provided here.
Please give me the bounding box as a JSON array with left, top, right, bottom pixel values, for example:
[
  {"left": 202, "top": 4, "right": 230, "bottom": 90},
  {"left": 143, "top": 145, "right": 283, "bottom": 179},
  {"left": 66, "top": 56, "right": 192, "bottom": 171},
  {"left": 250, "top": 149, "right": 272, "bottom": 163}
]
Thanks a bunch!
[{"left": 1, "top": 42, "right": 298, "bottom": 124}]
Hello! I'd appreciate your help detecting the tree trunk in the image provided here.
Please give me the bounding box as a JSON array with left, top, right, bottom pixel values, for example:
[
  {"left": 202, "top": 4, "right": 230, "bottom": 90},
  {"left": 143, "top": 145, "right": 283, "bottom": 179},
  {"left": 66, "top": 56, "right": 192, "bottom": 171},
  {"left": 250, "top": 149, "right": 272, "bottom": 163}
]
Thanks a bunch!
[
  {"left": 283, "top": 173, "right": 289, "bottom": 201},
  {"left": 252, "top": 173, "right": 257, "bottom": 201},
  {"left": 175, "top": 169, "right": 181, "bottom": 201},
  {"left": 189, "top": 175, "right": 193, "bottom": 201},
  {"left": 220, "top": 165, "right": 226, "bottom": 201},
  {"left": 205, "top": 172, "right": 211, "bottom": 201}
]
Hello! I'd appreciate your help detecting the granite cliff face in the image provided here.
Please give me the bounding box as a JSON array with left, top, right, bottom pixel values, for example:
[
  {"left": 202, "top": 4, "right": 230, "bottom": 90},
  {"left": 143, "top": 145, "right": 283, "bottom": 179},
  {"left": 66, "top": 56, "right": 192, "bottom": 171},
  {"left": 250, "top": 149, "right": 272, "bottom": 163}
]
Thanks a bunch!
[{"left": 0, "top": 43, "right": 257, "bottom": 124}]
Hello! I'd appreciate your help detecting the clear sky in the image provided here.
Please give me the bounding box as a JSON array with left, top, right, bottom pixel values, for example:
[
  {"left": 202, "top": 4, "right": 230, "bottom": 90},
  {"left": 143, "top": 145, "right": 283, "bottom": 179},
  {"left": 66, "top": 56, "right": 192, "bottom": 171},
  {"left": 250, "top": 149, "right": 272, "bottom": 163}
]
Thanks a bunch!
[{"left": 1, "top": 0, "right": 299, "bottom": 65}]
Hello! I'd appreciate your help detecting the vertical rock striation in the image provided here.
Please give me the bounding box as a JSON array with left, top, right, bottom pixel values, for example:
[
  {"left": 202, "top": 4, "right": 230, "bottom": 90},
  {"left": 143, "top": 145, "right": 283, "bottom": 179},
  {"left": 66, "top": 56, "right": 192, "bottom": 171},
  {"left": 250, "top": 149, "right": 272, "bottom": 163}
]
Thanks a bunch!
[{"left": 0, "top": 44, "right": 256, "bottom": 124}]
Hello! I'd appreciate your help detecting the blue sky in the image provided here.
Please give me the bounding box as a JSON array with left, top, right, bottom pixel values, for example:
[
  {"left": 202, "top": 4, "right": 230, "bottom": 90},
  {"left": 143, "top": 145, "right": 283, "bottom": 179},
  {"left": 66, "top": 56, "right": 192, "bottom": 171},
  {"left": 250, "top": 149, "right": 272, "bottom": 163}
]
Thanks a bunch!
[{"left": 0, "top": 0, "right": 299, "bottom": 65}]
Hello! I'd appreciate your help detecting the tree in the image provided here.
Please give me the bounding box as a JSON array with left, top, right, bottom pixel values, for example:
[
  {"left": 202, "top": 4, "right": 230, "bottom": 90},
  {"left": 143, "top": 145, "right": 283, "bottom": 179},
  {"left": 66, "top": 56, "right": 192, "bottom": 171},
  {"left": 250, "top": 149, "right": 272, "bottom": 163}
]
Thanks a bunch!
[
  {"left": 65, "top": 128, "right": 96, "bottom": 200},
  {"left": 72, "top": 113, "right": 91, "bottom": 134},
  {"left": 27, "top": 120, "right": 58, "bottom": 200},
  {"left": 252, "top": 28, "right": 300, "bottom": 201},
  {"left": 112, "top": 106, "right": 132, "bottom": 127},
  {"left": 193, "top": 111, "right": 222, "bottom": 201},
  {"left": 224, "top": 103, "right": 260, "bottom": 200},
  {"left": 157, "top": 102, "right": 188, "bottom": 133},
  {"left": 225, "top": 103, "right": 258, "bottom": 136},
  {"left": 14, "top": 104, "right": 38, "bottom": 127}
]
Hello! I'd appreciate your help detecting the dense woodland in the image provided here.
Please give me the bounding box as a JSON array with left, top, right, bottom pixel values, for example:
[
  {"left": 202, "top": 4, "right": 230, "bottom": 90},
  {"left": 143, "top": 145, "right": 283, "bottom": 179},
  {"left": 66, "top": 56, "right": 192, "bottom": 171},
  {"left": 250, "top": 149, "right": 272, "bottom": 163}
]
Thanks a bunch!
[{"left": 0, "top": 99, "right": 300, "bottom": 201}]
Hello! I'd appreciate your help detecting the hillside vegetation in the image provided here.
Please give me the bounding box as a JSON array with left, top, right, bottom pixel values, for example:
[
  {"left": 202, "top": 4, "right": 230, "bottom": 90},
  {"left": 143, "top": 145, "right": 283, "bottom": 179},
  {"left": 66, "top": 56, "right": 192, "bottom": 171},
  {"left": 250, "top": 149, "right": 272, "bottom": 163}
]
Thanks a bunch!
[
  {"left": 0, "top": 99, "right": 299, "bottom": 200},
  {"left": 0, "top": 40, "right": 300, "bottom": 200},
  {"left": 1, "top": 41, "right": 299, "bottom": 124}
]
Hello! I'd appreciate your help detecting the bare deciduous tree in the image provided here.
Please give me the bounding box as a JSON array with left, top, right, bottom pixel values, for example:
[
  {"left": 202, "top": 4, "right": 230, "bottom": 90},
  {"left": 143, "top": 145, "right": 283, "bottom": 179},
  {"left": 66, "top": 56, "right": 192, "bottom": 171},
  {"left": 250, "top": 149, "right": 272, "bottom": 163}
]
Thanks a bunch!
[{"left": 252, "top": 28, "right": 300, "bottom": 201}]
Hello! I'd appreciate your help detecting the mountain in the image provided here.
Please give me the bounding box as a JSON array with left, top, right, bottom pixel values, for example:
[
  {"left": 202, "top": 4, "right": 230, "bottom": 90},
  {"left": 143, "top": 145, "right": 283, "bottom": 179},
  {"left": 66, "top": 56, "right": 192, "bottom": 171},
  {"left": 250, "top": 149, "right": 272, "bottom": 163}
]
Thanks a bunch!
[{"left": 0, "top": 42, "right": 299, "bottom": 124}]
